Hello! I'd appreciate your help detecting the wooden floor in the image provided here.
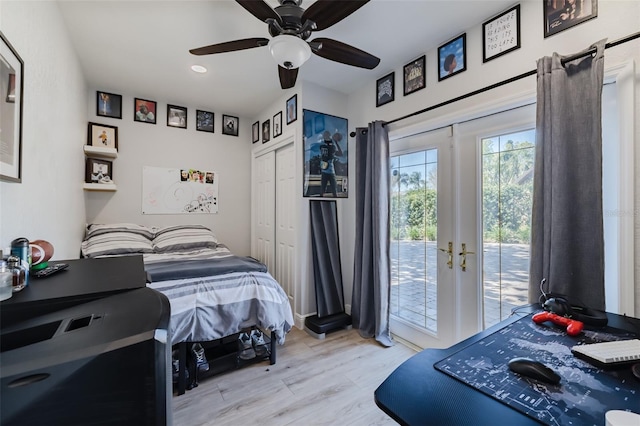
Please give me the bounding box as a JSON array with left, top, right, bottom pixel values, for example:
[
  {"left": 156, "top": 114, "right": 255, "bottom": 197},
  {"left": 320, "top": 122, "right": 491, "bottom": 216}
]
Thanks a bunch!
[{"left": 172, "top": 327, "right": 417, "bottom": 426}]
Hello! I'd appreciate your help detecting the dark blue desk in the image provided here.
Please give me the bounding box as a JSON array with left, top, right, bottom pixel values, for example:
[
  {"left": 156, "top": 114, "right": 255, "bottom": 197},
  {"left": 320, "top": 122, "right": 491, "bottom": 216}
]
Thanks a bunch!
[{"left": 374, "top": 310, "right": 640, "bottom": 426}]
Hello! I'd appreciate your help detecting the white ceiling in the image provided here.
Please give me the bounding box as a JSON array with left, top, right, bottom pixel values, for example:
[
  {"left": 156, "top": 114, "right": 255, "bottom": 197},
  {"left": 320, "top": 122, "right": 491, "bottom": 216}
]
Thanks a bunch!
[{"left": 57, "top": 0, "right": 517, "bottom": 118}]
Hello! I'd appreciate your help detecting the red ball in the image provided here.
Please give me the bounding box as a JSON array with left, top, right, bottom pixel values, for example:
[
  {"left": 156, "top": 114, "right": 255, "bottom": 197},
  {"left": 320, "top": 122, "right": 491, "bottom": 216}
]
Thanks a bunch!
[{"left": 30, "top": 239, "right": 54, "bottom": 265}]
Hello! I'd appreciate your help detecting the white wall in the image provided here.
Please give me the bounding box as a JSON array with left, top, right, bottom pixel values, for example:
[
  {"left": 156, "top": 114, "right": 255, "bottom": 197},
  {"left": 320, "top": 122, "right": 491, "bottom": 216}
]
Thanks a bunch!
[
  {"left": 85, "top": 91, "right": 253, "bottom": 255},
  {"left": 0, "top": 1, "right": 87, "bottom": 259},
  {"left": 344, "top": 1, "right": 640, "bottom": 314}
]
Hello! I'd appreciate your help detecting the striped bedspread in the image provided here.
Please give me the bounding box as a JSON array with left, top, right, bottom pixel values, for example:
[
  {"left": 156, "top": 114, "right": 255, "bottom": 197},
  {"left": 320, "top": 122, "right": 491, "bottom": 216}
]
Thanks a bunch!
[{"left": 147, "top": 253, "right": 293, "bottom": 346}]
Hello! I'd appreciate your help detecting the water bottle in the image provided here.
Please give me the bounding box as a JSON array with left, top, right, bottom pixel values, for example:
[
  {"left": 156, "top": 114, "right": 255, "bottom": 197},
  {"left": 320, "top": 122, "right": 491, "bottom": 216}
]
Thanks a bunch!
[
  {"left": 7, "top": 255, "right": 26, "bottom": 293},
  {"left": 10, "top": 237, "right": 30, "bottom": 286},
  {"left": 0, "top": 260, "right": 12, "bottom": 301}
]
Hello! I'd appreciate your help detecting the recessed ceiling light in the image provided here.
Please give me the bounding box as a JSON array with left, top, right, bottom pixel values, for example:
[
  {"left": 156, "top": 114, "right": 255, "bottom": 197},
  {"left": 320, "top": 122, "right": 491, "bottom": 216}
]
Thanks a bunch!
[{"left": 191, "top": 65, "right": 207, "bottom": 73}]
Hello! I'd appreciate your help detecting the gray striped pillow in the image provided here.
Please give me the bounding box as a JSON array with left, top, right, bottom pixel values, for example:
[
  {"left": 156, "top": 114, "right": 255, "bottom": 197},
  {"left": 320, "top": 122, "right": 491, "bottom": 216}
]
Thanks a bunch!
[
  {"left": 81, "top": 231, "right": 154, "bottom": 258},
  {"left": 152, "top": 225, "right": 218, "bottom": 253}
]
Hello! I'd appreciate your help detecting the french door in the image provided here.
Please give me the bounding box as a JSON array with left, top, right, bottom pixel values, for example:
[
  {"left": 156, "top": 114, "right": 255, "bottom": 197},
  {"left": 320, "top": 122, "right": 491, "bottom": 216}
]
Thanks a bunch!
[{"left": 389, "top": 104, "right": 537, "bottom": 349}]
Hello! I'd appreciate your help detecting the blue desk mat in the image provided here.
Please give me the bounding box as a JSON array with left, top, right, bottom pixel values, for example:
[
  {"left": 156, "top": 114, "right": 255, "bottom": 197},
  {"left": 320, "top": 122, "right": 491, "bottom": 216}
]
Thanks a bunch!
[{"left": 434, "top": 313, "right": 640, "bottom": 425}]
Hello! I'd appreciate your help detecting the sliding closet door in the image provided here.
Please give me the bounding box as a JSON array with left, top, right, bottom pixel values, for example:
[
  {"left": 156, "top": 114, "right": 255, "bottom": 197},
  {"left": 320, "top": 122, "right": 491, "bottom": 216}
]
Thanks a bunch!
[
  {"left": 275, "top": 144, "right": 296, "bottom": 305},
  {"left": 253, "top": 151, "right": 276, "bottom": 272}
]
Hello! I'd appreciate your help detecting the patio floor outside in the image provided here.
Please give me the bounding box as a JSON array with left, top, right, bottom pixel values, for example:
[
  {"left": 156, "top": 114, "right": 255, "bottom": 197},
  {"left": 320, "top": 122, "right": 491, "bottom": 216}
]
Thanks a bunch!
[{"left": 390, "top": 240, "right": 530, "bottom": 332}]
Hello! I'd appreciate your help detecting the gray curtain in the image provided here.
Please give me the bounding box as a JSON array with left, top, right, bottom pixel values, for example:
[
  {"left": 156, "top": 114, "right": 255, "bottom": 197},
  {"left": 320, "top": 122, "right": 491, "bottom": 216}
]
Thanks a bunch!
[
  {"left": 529, "top": 40, "right": 607, "bottom": 310},
  {"left": 351, "top": 121, "right": 393, "bottom": 347}
]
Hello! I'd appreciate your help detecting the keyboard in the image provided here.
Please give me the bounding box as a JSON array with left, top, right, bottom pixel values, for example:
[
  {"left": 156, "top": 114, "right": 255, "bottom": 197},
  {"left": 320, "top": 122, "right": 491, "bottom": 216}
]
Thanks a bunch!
[{"left": 571, "top": 339, "right": 640, "bottom": 368}]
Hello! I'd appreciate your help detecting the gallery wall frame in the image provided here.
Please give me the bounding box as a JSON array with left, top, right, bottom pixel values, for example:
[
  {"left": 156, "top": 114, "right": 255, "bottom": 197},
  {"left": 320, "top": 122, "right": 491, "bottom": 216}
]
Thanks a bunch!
[
  {"left": 403, "top": 55, "right": 426, "bottom": 96},
  {"left": 273, "top": 111, "right": 283, "bottom": 138},
  {"left": 222, "top": 114, "right": 239, "bottom": 136},
  {"left": 252, "top": 121, "right": 260, "bottom": 143},
  {"left": 85, "top": 157, "right": 113, "bottom": 184},
  {"left": 167, "top": 105, "right": 187, "bottom": 129},
  {"left": 196, "top": 110, "right": 214, "bottom": 133},
  {"left": 376, "top": 72, "right": 395, "bottom": 107},
  {"left": 0, "top": 31, "right": 23, "bottom": 182},
  {"left": 482, "top": 4, "right": 521, "bottom": 63},
  {"left": 438, "top": 33, "right": 466, "bottom": 81},
  {"left": 134, "top": 98, "right": 157, "bottom": 124},
  {"left": 302, "top": 109, "right": 348, "bottom": 198},
  {"left": 88, "top": 122, "right": 118, "bottom": 150},
  {"left": 262, "top": 119, "right": 270, "bottom": 143},
  {"left": 97, "top": 90, "right": 122, "bottom": 119},
  {"left": 544, "top": 0, "right": 598, "bottom": 38},
  {"left": 286, "top": 94, "right": 297, "bottom": 124}
]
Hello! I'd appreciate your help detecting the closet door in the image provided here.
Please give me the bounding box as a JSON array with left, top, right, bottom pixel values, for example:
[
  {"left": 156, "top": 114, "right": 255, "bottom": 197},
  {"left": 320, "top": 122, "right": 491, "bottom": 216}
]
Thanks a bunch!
[
  {"left": 253, "top": 151, "right": 275, "bottom": 272},
  {"left": 275, "top": 144, "right": 296, "bottom": 303}
]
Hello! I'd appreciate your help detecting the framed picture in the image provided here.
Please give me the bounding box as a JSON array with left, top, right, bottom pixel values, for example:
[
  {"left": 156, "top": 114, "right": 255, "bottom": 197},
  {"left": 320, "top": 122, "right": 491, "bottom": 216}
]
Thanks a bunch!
[
  {"left": 0, "top": 31, "right": 23, "bottom": 182},
  {"left": 273, "top": 111, "right": 283, "bottom": 138},
  {"left": 438, "top": 34, "right": 466, "bottom": 81},
  {"left": 483, "top": 5, "right": 521, "bottom": 62},
  {"left": 262, "top": 119, "right": 270, "bottom": 143},
  {"left": 222, "top": 114, "right": 239, "bottom": 136},
  {"left": 252, "top": 121, "right": 260, "bottom": 143},
  {"left": 167, "top": 105, "right": 187, "bottom": 129},
  {"left": 302, "top": 109, "right": 348, "bottom": 198},
  {"left": 85, "top": 157, "right": 113, "bottom": 184},
  {"left": 403, "top": 55, "right": 426, "bottom": 96},
  {"left": 286, "top": 94, "right": 297, "bottom": 124},
  {"left": 376, "top": 72, "right": 395, "bottom": 107},
  {"left": 96, "top": 90, "right": 122, "bottom": 119},
  {"left": 544, "top": 0, "right": 597, "bottom": 38},
  {"left": 196, "top": 110, "right": 214, "bottom": 133},
  {"left": 133, "top": 98, "right": 156, "bottom": 124},
  {"left": 88, "top": 122, "right": 118, "bottom": 150}
]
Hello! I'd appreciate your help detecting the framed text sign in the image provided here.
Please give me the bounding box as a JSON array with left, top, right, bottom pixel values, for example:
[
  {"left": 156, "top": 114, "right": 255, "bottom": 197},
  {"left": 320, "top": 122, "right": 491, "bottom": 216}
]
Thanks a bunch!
[{"left": 482, "top": 4, "right": 521, "bottom": 63}]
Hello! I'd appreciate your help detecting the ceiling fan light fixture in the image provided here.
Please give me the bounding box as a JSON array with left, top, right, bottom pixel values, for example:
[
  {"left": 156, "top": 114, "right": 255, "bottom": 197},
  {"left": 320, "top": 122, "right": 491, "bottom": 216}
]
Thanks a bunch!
[
  {"left": 190, "top": 65, "right": 208, "bottom": 73},
  {"left": 268, "top": 35, "right": 311, "bottom": 69}
]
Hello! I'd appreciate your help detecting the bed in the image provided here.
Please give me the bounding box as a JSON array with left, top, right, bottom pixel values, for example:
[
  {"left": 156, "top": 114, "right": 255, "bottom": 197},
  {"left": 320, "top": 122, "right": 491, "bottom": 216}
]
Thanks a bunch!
[{"left": 81, "top": 223, "right": 294, "bottom": 393}]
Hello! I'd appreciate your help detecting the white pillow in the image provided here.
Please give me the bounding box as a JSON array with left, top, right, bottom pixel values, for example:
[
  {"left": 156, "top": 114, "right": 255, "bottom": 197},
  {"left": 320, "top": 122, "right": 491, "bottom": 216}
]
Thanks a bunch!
[{"left": 81, "top": 231, "right": 154, "bottom": 258}]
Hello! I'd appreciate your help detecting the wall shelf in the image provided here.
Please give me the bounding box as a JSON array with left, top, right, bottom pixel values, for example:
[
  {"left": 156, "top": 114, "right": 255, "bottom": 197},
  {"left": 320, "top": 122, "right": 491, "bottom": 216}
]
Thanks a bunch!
[
  {"left": 83, "top": 145, "right": 118, "bottom": 159},
  {"left": 83, "top": 183, "right": 117, "bottom": 191}
]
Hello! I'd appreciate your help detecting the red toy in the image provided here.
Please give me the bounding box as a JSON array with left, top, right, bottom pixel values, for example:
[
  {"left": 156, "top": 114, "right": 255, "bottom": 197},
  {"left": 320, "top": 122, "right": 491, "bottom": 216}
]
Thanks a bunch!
[{"left": 532, "top": 311, "right": 584, "bottom": 336}]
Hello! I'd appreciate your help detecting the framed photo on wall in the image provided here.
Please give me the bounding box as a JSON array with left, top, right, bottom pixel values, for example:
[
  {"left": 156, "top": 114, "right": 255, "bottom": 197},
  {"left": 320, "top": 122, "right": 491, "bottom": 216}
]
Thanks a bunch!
[
  {"left": 483, "top": 4, "right": 521, "bottom": 62},
  {"left": 96, "top": 90, "right": 122, "bottom": 119},
  {"left": 302, "top": 109, "right": 348, "bottom": 198},
  {"left": 438, "top": 33, "right": 466, "bottom": 81},
  {"left": 376, "top": 72, "right": 395, "bottom": 107},
  {"left": 196, "top": 110, "right": 214, "bottom": 133},
  {"left": 134, "top": 98, "right": 156, "bottom": 124},
  {"left": 252, "top": 121, "right": 260, "bottom": 143},
  {"left": 0, "top": 31, "right": 23, "bottom": 182},
  {"left": 85, "top": 157, "right": 113, "bottom": 184},
  {"left": 403, "top": 55, "right": 426, "bottom": 96},
  {"left": 273, "top": 111, "right": 282, "bottom": 138},
  {"left": 167, "top": 105, "right": 187, "bottom": 129},
  {"left": 286, "top": 94, "right": 297, "bottom": 124},
  {"left": 222, "top": 114, "right": 239, "bottom": 136},
  {"left": 544, "top": 0, "right": 598, "bottom": 37},
  {"left": 88, "top": 122, "right": 118, "bottom": 150},
  {"left": 262, "top": 119, "right": 270, "bottom": 143}
]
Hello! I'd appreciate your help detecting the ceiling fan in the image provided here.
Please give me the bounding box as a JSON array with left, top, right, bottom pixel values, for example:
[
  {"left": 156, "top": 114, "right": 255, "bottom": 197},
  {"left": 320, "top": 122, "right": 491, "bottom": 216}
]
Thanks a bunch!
[{"left": 189, "top": 0, "right": 380, "bottom": 89}]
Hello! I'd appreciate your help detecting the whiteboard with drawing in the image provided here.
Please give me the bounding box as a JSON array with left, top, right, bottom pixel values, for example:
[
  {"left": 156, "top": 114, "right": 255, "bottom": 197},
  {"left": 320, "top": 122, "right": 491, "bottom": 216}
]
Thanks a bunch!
[{"left": 142, "top": 166, "right": 219, "bottom": 214}]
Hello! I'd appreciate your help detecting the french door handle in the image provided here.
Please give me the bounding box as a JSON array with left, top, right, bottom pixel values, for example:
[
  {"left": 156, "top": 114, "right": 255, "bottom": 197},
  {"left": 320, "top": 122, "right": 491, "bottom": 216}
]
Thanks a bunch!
[
  {"left": 438, "top": 242, "right": 453, "bottom": 269},
  {"left": 458, "top": 243, "right": 475, "bottom": 271}
]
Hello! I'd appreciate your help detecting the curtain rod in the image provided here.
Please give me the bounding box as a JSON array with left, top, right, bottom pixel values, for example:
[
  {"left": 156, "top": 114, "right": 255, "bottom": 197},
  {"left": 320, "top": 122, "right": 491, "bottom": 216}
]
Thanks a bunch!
[{"left": 350, "top": 31, "right": 639, "bottom": 137}]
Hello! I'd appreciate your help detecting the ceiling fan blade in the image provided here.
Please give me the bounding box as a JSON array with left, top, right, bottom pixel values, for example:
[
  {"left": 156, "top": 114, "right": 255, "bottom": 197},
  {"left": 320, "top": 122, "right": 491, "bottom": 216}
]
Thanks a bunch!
[
  {"left": 311, "top": 38, "right": 380, "bottom": 70},
  {"left": 302, "top": 0, "right": 370, "bottom": 31},
  {"left": 190, "top": 38, "right": 269, "bottom": 55},
  {"left": 236, "top": 0, "right": 281, "bottom": 24},
  {"left": 278, "top": 66, "right": 298, "bottom": 89}
]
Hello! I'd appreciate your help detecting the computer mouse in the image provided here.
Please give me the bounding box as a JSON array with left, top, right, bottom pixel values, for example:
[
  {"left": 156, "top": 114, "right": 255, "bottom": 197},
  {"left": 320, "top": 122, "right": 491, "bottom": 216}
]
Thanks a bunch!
[
  {"left": 632, "top": 363, "right": 640, "bottom": 381},
  {"left": 508, "top": 357, "right": 561, "bottom": 385}
]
